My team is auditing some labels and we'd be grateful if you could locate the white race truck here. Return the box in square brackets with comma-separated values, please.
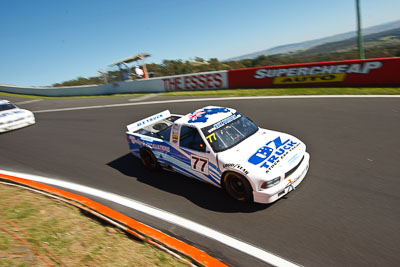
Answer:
[126, 106, 310, 204]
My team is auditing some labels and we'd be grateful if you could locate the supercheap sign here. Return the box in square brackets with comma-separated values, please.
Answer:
[258, 61, 381, 85]
[227, 57, 400, 88]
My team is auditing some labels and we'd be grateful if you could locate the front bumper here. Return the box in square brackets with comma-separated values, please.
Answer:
[253, 152, 310, 204]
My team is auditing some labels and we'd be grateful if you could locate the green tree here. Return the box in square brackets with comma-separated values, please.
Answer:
[194, 56, 205, 62]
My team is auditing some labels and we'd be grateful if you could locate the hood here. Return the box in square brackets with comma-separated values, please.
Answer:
[0, 109, 33, 123]
[218, 128, 306, 180]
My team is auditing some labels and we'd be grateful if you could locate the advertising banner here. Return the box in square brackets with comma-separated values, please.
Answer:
[228, 57, 400, 88]
[161, 71, 228, 91]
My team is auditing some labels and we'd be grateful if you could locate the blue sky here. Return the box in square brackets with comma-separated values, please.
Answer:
[1, 0, 399, 87]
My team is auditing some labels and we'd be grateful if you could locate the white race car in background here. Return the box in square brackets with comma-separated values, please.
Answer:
[0, 100, 35, 133]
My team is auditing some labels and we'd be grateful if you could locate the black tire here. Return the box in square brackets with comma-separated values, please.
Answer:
[140, 148, 159, 170]
[223, 172, 253, 202]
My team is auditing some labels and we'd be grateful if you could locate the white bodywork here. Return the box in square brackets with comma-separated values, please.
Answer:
[126, 106, 310, 204]
[0, 100, 35, 133]
[217, 129, 310, 203]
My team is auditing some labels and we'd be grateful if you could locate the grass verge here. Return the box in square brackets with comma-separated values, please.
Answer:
[1, 87, 400, 99]
[160, 87, 400, 97]
[0, 183, 189, 267]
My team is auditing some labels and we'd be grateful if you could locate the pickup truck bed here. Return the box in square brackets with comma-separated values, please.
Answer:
[133, 115, 181, 141]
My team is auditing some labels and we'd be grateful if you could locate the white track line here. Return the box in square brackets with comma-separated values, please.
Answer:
[15, 99, 43, 105]
[129, 93, 159, 102]
[0, 169, 300, 267]
[33, 95, 400, 113]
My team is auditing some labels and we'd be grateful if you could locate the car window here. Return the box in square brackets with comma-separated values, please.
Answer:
[0, 103, 17, 111]
[179, 126, 206, 152]
[201, 112, 258, 153]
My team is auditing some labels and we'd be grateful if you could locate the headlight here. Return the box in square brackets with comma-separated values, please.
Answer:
[261, 177, 280, 189]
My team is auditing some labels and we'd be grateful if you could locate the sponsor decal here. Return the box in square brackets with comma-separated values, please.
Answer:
[287, 162, 308, 190]
[171, 123, 179, 144]
[188, 107, 230, 123]
[136, 113, 164, 128]
[254, 61, 383, 84]
[150, 144, 171, 152]
[207, 113, 241, 133]
[0, 113, 11, 118]
[172, 124, 180, 143]
[188, 111, 205, 122]
[129, 136, 170, 152]
[0, 110, 25, 117]
[140, 136, 154, 142]
[191, 155, 209, 174]
[222, 163, 249, 175]
[172, 134, 179, 143]
[206, 133, 217, 143]
[288, 153, 300, 166]
[248, 136, 300, 173]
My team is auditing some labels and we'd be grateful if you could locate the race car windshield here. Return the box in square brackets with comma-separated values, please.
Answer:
[201, 112, 258, 153]
[0, 103, 17, 111]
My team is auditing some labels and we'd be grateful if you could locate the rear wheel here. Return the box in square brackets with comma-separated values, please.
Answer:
[223, 172, 253, 202]
[140, 148, 159, 170]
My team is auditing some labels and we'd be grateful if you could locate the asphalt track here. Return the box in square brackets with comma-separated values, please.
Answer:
[1, 94, 400, 266]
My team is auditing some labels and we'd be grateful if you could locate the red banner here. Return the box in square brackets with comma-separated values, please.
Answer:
[227, 57, 400, 88]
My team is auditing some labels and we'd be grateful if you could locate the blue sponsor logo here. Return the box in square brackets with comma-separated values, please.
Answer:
[0, 113, 10, 117]
[0, 110, 25, 117]
[136, 114, 164, 127]
[248, 137, 298, 170]
[208, 113, 240, 133]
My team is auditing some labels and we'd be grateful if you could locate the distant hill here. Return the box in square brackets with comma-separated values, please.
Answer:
[226, 20, 400, 61]
[291, 27, 400, 57]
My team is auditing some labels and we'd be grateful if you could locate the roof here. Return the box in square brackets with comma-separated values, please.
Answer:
[109, 53, 151, 66]
[177, 106, 237, 129]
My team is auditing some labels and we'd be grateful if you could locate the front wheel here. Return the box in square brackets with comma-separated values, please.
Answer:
[223, 172, 253, 202]
[140, 148, 159, 170]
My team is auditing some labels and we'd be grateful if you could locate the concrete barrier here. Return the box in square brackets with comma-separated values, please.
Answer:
[0, 83, 108, 97]
[0, 70, 228, 97]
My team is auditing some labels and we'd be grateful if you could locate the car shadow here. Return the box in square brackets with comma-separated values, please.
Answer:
[107, 153, 270, 213]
